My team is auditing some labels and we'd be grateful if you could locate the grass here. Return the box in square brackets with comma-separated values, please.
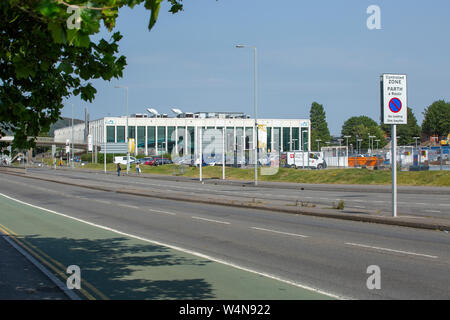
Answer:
[57, 161, 450, 187]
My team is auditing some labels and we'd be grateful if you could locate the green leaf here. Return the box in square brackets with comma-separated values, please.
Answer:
[48, 22, 65, 44]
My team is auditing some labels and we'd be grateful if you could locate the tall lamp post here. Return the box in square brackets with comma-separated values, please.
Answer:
[315, 139, 322, 152]
[115, 85, 129, 174]
[71, 103, 74, 168]
[337, 138, 343, 167]
[236, 44, 258, 186]
[413, 136, 421, 168]
[369, 135, 376, 155]
[343, 135, 351, 156]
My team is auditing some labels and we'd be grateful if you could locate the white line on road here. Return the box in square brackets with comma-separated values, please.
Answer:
[148, 208, 177, 216]
[425, 210, 441, 213]
[0, 192, 343, 300]
[118, 204, 139, 209]
[352, 206, 366, 209]
[93, 199, 112, 205]
[345, 242, 438, 259]
[251, 227, 309, 238]
[191, 216, 230, 225]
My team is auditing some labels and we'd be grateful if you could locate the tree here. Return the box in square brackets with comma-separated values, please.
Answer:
[341, 116, 386, 151]
[0, 0, 183, 152]
[309, 102, 331, 151]
[381, 108, 421, 146]
[422, 100, 450, 138]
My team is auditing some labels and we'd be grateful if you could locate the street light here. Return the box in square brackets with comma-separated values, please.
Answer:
[115, 85, 129, 174]
[236, 44, 258, 186]
[343, 135, 351, 155]
[369, 135, 376, 154]
[71, 102, 74, 168]
[315, 139, 322, 152]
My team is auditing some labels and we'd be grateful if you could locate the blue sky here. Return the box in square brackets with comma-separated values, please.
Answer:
[62, 0, 450, 135]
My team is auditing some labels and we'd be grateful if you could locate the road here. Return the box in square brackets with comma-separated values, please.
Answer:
[27, 167, 450, 219]
[0, 171, 449, 299]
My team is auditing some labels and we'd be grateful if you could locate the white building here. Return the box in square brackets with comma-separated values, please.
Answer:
[55, 111, 311, 163]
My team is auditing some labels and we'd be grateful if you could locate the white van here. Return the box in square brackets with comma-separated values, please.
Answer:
[286, 151, 326, 169]
[114, 156, 137, 165]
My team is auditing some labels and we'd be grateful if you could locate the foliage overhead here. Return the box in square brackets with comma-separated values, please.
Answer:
[0, 0, 183, 151]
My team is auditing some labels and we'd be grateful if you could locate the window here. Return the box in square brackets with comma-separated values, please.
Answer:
[301, 128, 309, 151]
[117, 126, 125, 143]
[283, 127, 291, 151]
[137, 126, 145, 149]
[267, 127, 272, 152]
[167, 126, 175, 154]
[292, 127, 300, 151]
[128, 126, 135, 139]
[157, 126, 166, 152]
[106, 126, 115, 143]
[147, 126, 155, 149]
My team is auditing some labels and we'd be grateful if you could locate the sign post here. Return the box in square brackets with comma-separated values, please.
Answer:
[381, 74, 407, 218]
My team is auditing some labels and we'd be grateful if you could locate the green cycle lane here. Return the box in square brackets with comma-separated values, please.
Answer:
[0, 193, 334, 300]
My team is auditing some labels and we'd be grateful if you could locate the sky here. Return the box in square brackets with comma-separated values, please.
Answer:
[61, 0, 450, 135]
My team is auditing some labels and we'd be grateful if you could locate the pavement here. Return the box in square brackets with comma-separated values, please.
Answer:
[0, 232, 68, 300]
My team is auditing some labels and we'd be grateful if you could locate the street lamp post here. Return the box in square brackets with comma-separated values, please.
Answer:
[71, 103, 74, 168]
[338, 138, 343, 167]
[236, 44, 258, 186]
[115, 85, 129, 174]
[315, 139, 321, 152]
[413, 136, 421, 169]
[375, 139, 380, 168]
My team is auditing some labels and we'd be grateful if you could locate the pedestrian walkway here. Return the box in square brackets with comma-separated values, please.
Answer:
[0, 234, 68, 300]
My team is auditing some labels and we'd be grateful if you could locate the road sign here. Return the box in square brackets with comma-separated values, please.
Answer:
[381, 74, 407, 124]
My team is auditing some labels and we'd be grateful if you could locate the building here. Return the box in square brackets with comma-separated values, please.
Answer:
[54, 111, 311, 163]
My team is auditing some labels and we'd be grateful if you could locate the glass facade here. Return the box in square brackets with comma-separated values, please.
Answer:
[157, 126, 166, 152]
[167, 126, 175, 154]
[106, 126, 115, 143]
[292, 127, 300, 151]
[116, 126, 125, 143]
[301, 128, 309, 151]
[177, 126, 186, 156]
[283, 127, 291, 151]
[245, 127, 253, 150]
[267, 127, 272, 152]
[188, 126, 195, 155]
[137, 126, 145, 149]
[147, 126, 156, 149]
[273, 127, 281, 152]
[128, 126, 135, 140]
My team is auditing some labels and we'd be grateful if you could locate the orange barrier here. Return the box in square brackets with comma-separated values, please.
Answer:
[348, 157, 383, 167]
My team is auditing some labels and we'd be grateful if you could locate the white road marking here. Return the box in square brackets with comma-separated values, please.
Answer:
[425, 210, 441, 213]
[94, 199, 112, 205]
[118, 204, 139, 209]
[191, 216, 230, 225]
[353, 206, 366, 208]
[345, 242, 438, 259]
[251, 227, 309, 238]
[148, 208, 176, 216]
[415, 203, 427, 205]
[0, 193, 344, 299]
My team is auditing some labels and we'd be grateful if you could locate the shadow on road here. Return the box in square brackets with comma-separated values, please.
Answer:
[21, 235, 215, 300]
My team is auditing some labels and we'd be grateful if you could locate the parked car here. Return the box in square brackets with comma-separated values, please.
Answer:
[138, 157, 154, 165]
[148, 157, 172, 166]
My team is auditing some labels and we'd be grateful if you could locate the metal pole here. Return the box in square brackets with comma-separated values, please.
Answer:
[254, 47, 258, 186]
[71, 103, 74, 168]
[440, 145, 443, 170]
[199, 127, 203, 182]
[222, 127, 225, 180]
[392, 125, 397, 217]
[126, 87, 130, 175]
[104, 138, 107, 174]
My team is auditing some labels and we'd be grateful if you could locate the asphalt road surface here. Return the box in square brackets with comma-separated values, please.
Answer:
[27, 168, 450, 219]
[0, 171, 449, 299]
